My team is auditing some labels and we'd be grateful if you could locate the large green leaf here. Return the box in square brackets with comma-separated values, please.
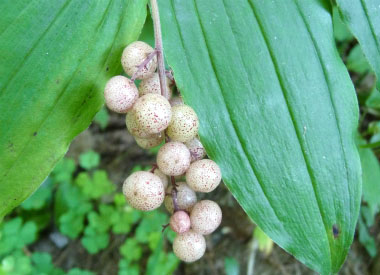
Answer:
[336, 0, 380, 89]
[158, 0, 361, 273]
[0, 0, 148, 219]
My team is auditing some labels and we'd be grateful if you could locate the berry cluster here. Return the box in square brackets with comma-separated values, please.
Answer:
[103, 41, 222, 263]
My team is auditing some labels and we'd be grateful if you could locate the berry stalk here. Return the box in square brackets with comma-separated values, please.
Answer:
[150, 0, 168, 99]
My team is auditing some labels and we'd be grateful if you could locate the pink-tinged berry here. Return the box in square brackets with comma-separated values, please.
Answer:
[122, 171, 164, 211]
[190, 200, 222, 235]
[121, 41, 157, 79]
[169, 96, 184, 107]
[157, 142, 191, 176]
[104, 76, 138, 113]
[139, 73, 172, 100]
[167, 105, 199, 143]
[153, 169, 169, 190]
[133, 94, 172, 134]
[186, 159, 221, 192]
[185, 137, 206, 162]
[170, 210, 191, 234]
[173, 230, 206, 262]
[165, 182, 197, 213]
[135, 134, 164, 149]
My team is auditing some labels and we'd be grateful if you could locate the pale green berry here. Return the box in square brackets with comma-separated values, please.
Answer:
[126, 110, 155, 139]
[121, 41, 157, 79]
[186, 159, 221, 193]
[104, 76, 138, 113]
[133, 94, 172, 134]
[173, 230, 206, 262]
[167, 105, 199, 143]
[153, 169, 169, 190]
[157, 142, 191, 176]
[135, 134, 164, 149]
[164, 182, 197, 213]
[122, 171, 164, 211]
[139, 73, 172, 100]
[185, 137, 206, 162]
[190, 200, 222, 235]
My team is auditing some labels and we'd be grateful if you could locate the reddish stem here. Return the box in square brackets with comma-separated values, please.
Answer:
[130, 50, 158, 81]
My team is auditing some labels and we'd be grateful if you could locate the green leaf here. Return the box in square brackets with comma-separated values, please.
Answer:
[79, 151, 100, 170]
[51, 158, 76, 184]
[120, 239, 142, 262]
[336, 0, 380, 89]
[66, 268, 95, 275]
[332, 7, 353, 42]
[346, 45, 372, 74]
[356, 135, 380, 215]
[254, 226, 274, 256]
[21, 179, 53, 211]
[81, 226, 109, 254]
[118, 259, 139, 275]
[366, 89, 380, 110]
[224, 257, 240, 275]
[0, 251, 32, 275]
[75, 170, 115, 199]
[93, 107, 110, 130]
[358, 214, 377, 257]
[0, 218, 37, 256]
[159, 1, 361, 273]
[31, 252, 65, 275]
[146, 236, 179, 275]
[0, 0, 149, 219]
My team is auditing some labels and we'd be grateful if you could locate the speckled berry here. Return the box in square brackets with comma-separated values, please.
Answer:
[133, 94, 172, 134]
[173, 230, 206, 262]
[126, 110, 154, 139]
[170, 210, 191, 234]
[157, 142, 191, 176]
[104, 76, 138, 113]
[167, 105, 199, 143]
[185, 137, 206, 162]
[165, 182, 197, 213]
[186, 159, 221, 192]
[135, 134, 164, 149]
[121, 41, 157, 79]
[122, 171, 164, 211]
[139, 73, 172, 100]
[190, 200, 222, 235]
[153, 169, 169, 190]
[169, 96, 184, 107]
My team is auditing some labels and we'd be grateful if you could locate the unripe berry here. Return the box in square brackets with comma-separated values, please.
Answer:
[126, 111, 154, 139]
[104, 76, 138, 113]
[139, 73, 172, 100]
[157, 142, 191, 176]
[135, 134, 164, 149]
[186, 159, 221, 192]
[167, 105, 199, 143]
[190, 200, 222, 235]
[173, 230, 206, 262]
[133, 94, 172, 134]
[170, 210, 191, 234]
[169, 96, 184, 107]
[121, 41, 157, 79]
[165, 182, 197, 213]
[185, 137, 206, 162]
[122, 171, 164, 211]
[153, 169, 169, 190]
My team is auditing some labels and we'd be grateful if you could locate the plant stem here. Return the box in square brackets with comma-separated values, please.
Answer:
[170, 176, 179, 212]
[150, 0, 168, 99]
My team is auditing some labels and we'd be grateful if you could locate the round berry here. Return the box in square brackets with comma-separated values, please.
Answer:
[167, 105, 199, 143]
[165, 182, 197, 213]
[104, 76, 138, 113]
[169, 96, 184, 107]
[153, 169, 169, 190]
[135, 134, 164, 149]
[190, 200, 222, 235]
[186, 159, 221, 192]
[126, 110, 154, 139]
[139, 73, 172, 100]
[173, 230, 206, 262]
[185, 137, 206, 162]
[170, 210, 191, 234]
[121, 41, 157, 79]
[122, 171, 164, 211]
[133, 94, 172, 134]
[157, 142, 191, 176]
